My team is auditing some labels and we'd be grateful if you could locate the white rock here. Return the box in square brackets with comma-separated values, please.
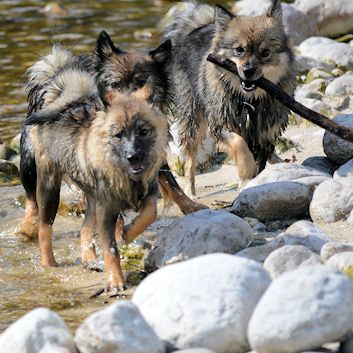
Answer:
[232, 0, 317, 45]
[298, 37, 353, 70]
[144, 209, 253, 271]
[248, 266, 353, 353]
[133, 254, 271, 353]
[321, 242, 353, 261]
[75, 301, 164, 353]
[0, 307, 77, 353]
[231, 181, 315, 221]
[264, 245, 322, 278]
[310, 159, 353, 223]
[293, 0, 353, 37]
[325, 72, 353, 96]
[323, 115, 353, 165]
[326, 252, 353, 273]
[295, 78, 328, 100]
[295, 97, 331, 116]
[296, 55, 335, 74]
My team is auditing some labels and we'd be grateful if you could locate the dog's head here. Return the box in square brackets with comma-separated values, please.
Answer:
[213, 0, 293, 97]
[95, 31, 171, 111]
[99, 91, 169, 182]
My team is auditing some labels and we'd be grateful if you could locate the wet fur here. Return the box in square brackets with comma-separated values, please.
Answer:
[162, 0, 296, 195]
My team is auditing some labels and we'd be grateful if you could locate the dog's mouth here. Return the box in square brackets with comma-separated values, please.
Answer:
[129, 162, 144, 175]
[241, 81, 257, 92]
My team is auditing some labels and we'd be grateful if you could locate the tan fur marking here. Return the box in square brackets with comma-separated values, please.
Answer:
[19, 198, 38, 239]
[103, 250, 125, 290]
[38, 223, 57, 267]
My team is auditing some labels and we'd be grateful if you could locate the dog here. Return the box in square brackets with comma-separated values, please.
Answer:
[21, 59, 169, 291]
[162, 0, 296, 196]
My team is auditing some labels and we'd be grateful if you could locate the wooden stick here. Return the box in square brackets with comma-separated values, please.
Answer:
[207, 53, 353, 143]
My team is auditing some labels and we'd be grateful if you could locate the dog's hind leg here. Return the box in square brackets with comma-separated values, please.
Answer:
[80, 193, 97, 268]
[218, 131, 257, 181]
[123, 194, 157, 244]
[158, 163, 208, 214]
[36, 169, 61, 267]
[96, 203, 126, 291]
[184, 150, 198, 198]
[19, 129, 38, 239]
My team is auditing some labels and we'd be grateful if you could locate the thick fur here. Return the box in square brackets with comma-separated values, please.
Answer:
[22, 62, 169, 290]
[162, 0, 296, 196]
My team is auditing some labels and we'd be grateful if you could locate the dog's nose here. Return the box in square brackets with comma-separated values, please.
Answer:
[127, 152, 141, 164]
[243, 67, 256, 79]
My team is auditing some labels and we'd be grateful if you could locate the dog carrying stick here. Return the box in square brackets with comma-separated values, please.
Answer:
[207, 53, 353, 143]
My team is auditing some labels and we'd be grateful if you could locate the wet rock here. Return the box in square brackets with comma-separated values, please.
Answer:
[144, 209, 253, 271]
[75, 301, 164, 353]
[0, 159, 19, 177]
[302, 156, 338, 175]
[133, 254, 271, 353]
[325, 72, 353, 96]
[264, 245, 322, 278]
[59, 181, 86, 216]
[297, 37, 353, 70]
[232, 0, 317, 45]
[0, 307, 77, 353]
[293, 0, 353, 37]
[310, 159, 353, 223]
[0, 143, 16, 160]
[325, 252, 353, 273]
[9, 133, 21, 154]
[236, 220, 332, 262]
[323, 115, 353, 165]
[320, 242, 353, 262]
[231, 181, 313, 221]
[248, 266, 353, 353]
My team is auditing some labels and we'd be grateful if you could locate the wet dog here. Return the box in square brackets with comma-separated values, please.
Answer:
[22, 61, 169, 291]
[162, 0, 296, 196]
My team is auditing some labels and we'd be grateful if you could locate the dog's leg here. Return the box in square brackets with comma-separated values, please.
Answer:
[123, 194, 157, 244]
[219, 131, 257, 181]
[158, 163, 207, 214]
[80, 194, 97, 267]
[184, 149, 198, 198]
[19, 130, 38, 239]
[36, 172, 61, 267]
[96, 203, 126, 291]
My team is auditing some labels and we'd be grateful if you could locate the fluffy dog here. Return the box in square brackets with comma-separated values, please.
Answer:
[162, 0, 296, 196]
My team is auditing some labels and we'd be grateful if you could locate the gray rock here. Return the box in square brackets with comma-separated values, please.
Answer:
[232, 0, 317, 45]
[325, 73, 353, 96]
[231, 181, 314, 221]
[323, 115, 353, 165]
[293, 0, 353, 37]
[0, 143, 16, 160]
[296, 97, 331, 116]
[297, 37, 353, 70]
[144, 210, 253, 271]
[75, 301, 164, 353]
[9, 133, 21, 154]
[0, 159, 19, 177]
[326, 252, 353, 273]
[321, 242, 353, 261]
[302, 156, 338, 175]
[0, 307, 77, 353]
[133, 254, 271, 353]
[310, 159, 353, 223]
[264, 245, 322, 278]
[296, 55, 335, 74]
[176, 350, 216, 353]
[248, 266, 353, 353]
[295, 79, 328, 100]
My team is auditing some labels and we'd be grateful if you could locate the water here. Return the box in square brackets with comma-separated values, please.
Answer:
[0, 0, 230, 333]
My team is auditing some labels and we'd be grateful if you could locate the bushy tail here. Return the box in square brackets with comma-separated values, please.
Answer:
[26, 45, 97, 116]
[161, 1, 215, 46]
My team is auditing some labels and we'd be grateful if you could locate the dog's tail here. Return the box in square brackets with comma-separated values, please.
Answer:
[161, 1, 216, 46]
[26, 46, 98, 116]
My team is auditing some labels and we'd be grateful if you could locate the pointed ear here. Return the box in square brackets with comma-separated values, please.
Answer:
[215, 4, 234, 31]
[266, 0, 282, 21]
[96, 31, 123, 60]
[133, 76, 154, 101]
[149, 40, 171, 63]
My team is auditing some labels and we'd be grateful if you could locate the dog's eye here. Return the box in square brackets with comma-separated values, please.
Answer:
[111, 82, 121, 90]
[261, 49, 271, 58]
[115, 131, 123, 138]
[234, 47, 245, 56]
[134, 75, 147, 87]
[139, 128, 148, 137]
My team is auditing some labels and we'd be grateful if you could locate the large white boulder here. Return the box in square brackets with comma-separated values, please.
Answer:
[133, 254, 271, 353]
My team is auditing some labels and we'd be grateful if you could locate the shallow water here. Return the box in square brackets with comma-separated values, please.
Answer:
[0, 0, 231, 333]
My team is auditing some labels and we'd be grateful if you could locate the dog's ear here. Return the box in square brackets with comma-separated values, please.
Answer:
[96, 31, 123, 60]
[133, 76, 154, 101]
[215, 4, 234, 31]
[266, 0, 282, 22]
[149, 40, 171, 63]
